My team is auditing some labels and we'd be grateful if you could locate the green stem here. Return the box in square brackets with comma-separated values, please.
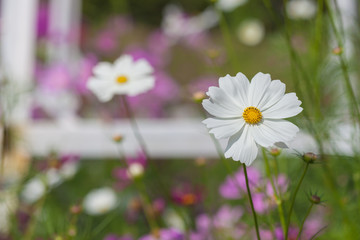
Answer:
[121, 95, 149, 156]
[296, 203, 314, 240]
[262, 148, 286, 236]
[285, 163, 310, 240]
[243, 163, 261, 240]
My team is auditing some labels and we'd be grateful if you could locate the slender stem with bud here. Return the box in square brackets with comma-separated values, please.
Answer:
[285, 162, 310, 240]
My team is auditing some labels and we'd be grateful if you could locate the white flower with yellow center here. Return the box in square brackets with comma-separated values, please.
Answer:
[202, 72, 302, 166]
[87, 55, 155, 102]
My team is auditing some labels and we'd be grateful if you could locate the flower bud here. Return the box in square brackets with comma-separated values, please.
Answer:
[195, 157, 206, 166]
[112, 135, 124, 143]
[269, 147, 281, 157]
[309, 194, 321, 204]
[332, 46, 343, 55]
[70, 205, 82, 215]
[303, 152, 317, 163]
[192, 91, 206, 103]
[206, 48, 220, 59]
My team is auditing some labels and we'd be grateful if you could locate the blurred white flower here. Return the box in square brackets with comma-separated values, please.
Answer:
[46, 168, 62, 187]
[202, 72, 302, 165]
[59, 162, 79, 179]
[83, 187, 117, 215]
[21, 177, 46, 204]
[236, 19, 265, 46]
[286, 0, 317, 20]
[127, 163, 144, 179]
[163, 208, 186, 232]
[87, 55, 155, 102]
[216, 0, 248, 12]
[162, 5, 218, 42]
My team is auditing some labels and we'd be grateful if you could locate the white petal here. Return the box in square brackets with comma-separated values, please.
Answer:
[113, 55, 134, 75]
[253, 119, 299, 146]
[257, 80, 286, 111]
[262, 93, 303, 119]
[86, 77, 115, 102]
[248, 72, 271, 107]
[224, 125, 258, 166]
[218, 73, 250, 108]
[203, 117, 244, 139]
[130, 59, 154, 78]
[93, 62, 113, 78]
[124, 76, 155, 96]
[202, 87, 242, 118]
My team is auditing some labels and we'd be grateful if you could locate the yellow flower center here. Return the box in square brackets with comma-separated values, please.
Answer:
[243, 106, 262, 124]
[116, 75, 128, 84]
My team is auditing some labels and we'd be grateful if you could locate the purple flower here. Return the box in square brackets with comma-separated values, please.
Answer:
[103, 234, 133, 240]
[139, 228, 184, 240]
[219, 167, 261, 199]
[212, 205, 243, 229]
[36, 3, 49, 38]
[74, 54, 97, 95]
[94, 30, 118, 53]
[36, 64, 72, 93]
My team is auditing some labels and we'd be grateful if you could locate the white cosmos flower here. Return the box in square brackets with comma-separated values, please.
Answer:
[216, 0, 248, 12]
[202, 72, 302, 166]
[236, 19, 265, 46]
[87, 55, 155, 102]
[83, 187, 117, 215]
[286, 0, 317, 20]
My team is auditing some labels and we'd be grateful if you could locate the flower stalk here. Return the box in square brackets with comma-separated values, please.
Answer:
[285, 162, 310, 240]
[243, 163, 261, 240]
[121, 95, 149, 157]
[296, 203, 313, 240]
[262, 148, 286, 236]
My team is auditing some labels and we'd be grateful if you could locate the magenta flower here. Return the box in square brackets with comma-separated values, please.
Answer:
[36, 64, 72, 93]
[36, 3, 49, 38]
[219, 166, 261, 199]
[104, 234, 133, 240]
[74, 54, 98, 95]
[192, 205, 246, 240]
[171, 183, 202, 206]
[139, 228, 184, 240]
[95, 30, 118, 53]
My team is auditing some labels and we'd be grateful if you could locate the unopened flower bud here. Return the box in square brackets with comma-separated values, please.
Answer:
[303, 152, 317, 163]
[192, 91, 206, 103]
[270, 148, 281, 157]
[195, 157, 206, 166]
[113, 135, 124, 143]
[332, 46, 343, 55]
[309, 194, 321, 204]
[70, 205, 82, 215]
[68, 226, 77, 237]
[206, 48, 220, 59]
